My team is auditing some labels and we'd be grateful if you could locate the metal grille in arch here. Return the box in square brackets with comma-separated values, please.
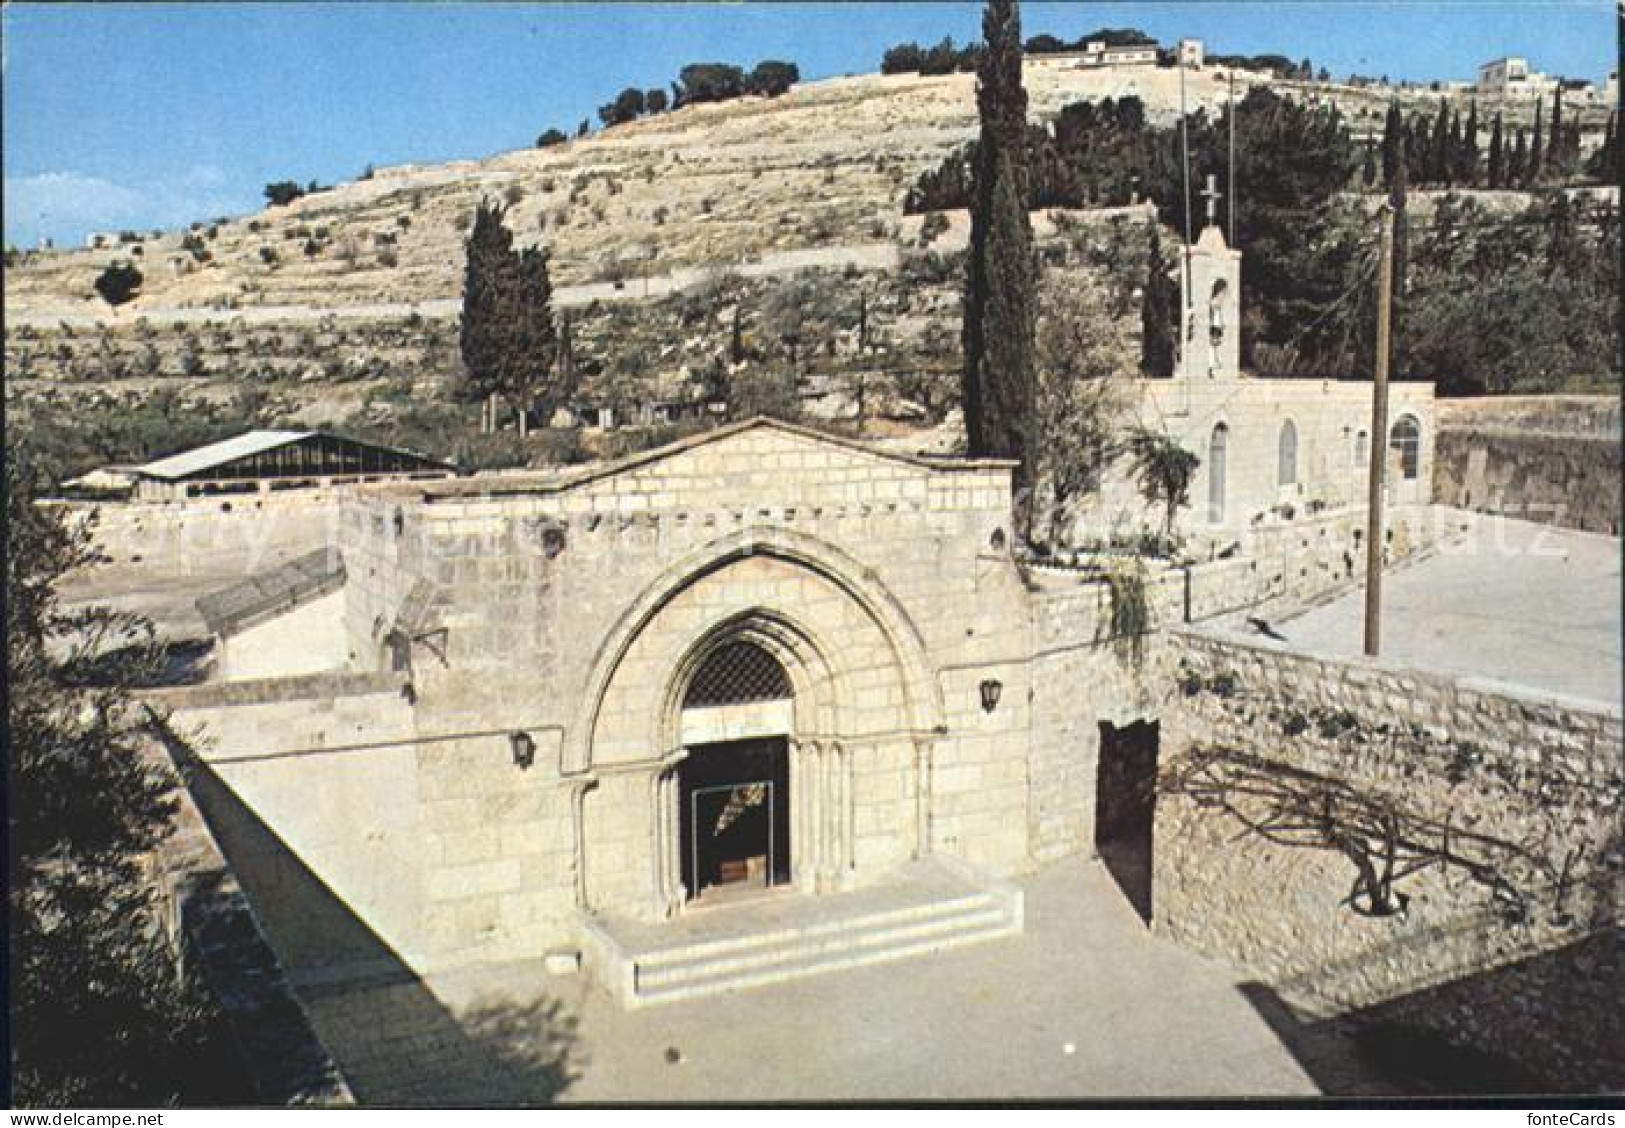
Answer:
[683, 641, 792, 708]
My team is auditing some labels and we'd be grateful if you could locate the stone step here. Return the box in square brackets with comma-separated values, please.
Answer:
[635, 905, 1019, 1005]
[630, 890, 1014, 1007]
[635, 889, 998, 971]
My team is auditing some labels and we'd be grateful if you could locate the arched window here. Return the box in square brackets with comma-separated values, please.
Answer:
[1390, 415, 1421, 481]
[1353, 430, 1369, 468]
[1277, 420, 1298, 486]
[683, 641, 791, 709]
[1208, 423, 1229, 523]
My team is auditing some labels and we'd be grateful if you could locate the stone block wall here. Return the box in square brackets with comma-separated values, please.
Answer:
[1432, 396, 1621, 534]
[48, 492, 343, 572]
[1154, 630, 1624, 1090]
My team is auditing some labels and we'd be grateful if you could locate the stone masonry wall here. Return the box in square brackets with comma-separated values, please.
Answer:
[1023, 503, 1456, 863]
[47, 492, 343, 570]
[1155, 630, 1624, 1090]
[1432, 395, 1622, 534]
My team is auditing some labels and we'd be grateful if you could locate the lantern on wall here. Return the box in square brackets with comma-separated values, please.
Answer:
[979, 679, 1003, 714]
[509, 730, 537, 771]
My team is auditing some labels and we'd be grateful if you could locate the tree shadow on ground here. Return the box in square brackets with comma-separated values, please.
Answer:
[173, 743, 583, 1105]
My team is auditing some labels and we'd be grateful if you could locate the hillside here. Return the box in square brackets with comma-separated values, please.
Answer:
[5, 57, 1614, 470]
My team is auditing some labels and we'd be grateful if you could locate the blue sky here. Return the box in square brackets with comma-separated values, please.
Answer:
[3, 2, 1615, 247]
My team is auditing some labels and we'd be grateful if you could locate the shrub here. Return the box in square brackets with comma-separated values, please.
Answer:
[263, 180, 305, 207]
[258, 246, 280, 267]
[536, 128, 568, 148]
[93, 262, 143, 307]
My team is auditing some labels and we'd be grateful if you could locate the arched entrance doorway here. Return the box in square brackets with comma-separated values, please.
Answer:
[676, 640, 794, 901]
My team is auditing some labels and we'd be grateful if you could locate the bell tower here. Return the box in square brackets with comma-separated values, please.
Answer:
[1178, 177, 1242, 384]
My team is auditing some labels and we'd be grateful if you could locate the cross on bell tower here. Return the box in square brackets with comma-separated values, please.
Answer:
[1200, 174, 1222, 230]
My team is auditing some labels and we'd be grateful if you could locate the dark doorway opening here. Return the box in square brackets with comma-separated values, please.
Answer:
[679, 737, 791, 902]
[1095, 719, 1159, 925]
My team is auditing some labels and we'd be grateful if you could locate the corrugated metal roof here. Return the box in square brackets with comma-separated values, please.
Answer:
[135, 430, 315, 481]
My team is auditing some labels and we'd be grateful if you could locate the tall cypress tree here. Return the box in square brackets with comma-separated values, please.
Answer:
[1380, 101, 1403, 187]
[1487, 113, 1505, 189]
[962, 0, 1037, 491]
[1461, 100, 1480, 185]
[1528, 99, 1544, 185]
[1511, 127, 1529, 186]
[1429, 99, 1450, 184]
[1549, 85, 1564, 173]
[460, 201, 562, 438]
[1140, 224, 1177, 378]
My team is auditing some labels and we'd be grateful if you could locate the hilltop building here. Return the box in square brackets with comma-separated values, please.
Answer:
[1477, 56, 1558, 100]
[1077, 39, 1159, 69]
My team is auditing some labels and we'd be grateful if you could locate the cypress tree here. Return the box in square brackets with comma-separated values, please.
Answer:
[1549, 85, 1564, 173]
[962, 0, 1037, 492]
[459, 201, 561, 438]
[1528, 99, 1544, 185]
[1140, 224, 1177, 378]
[1362, 139, 1378, 187]
[1429, 99, 1450, 184]
[1380, 101, 1403, 187]
[1462, 100, 1480, 185]
[1488, 113, 1505, 189]
[1445, 109, 1463, 187]
[1511, 127, 1529, 186]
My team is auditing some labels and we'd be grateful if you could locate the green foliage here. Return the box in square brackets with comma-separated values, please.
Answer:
[92, 261, 143, 307]
[746, 60, 799, 97]
[962, 0, 1037, 498]
[7, 447, 246, 1105]
[1125, 427, 1200, 534]
[599, 86, 647, 127]
[673, 63, 745, 106]
[535, 127, 568, 148]
[459, 201, 575, 431]
[1104, 560, 1151, 662]
[1139, 224, 1177, 378]
[262, 180, 305, 207]
[880, 36, 982, 76]
[1398, 192, 1620, 394]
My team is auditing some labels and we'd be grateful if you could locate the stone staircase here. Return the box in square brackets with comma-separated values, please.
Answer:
[580, 858, 1023, 1008]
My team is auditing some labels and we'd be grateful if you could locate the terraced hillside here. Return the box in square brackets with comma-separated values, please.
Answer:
[5, 58, 1611, 463]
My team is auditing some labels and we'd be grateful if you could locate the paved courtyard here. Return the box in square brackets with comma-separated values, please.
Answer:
[289, 857, 1386, 1103]
[1255, 514, 1622, 704]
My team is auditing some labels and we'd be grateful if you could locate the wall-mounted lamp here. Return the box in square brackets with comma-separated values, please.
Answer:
[509, 730, 536, 771]
[979, 679, 1003, 714]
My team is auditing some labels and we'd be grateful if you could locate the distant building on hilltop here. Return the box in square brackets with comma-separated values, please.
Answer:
[1477, 56, 1558, 99]
[1077, 39, 1159, 69]
[1177, 38, 1205, 69]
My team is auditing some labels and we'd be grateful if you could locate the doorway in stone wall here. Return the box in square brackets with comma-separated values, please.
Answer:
[679, 737, 792, 902]
[1095, 720, 1159, 925]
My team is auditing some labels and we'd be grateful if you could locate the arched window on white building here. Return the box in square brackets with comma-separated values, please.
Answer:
[1390, 415, 1421, 481]
[1277, 420, 1299, 487]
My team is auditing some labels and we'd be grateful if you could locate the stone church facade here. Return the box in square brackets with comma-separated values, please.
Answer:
[333, 420, 1060, 969]
[156, 225, 1438, 995]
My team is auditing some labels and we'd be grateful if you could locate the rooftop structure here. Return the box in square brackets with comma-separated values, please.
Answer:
[129, 430, 455, 500]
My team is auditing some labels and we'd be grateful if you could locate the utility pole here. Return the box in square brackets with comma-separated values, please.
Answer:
[1363, 203, 1396, 658]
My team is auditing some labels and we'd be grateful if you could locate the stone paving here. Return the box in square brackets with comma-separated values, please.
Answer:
[1263, 514, 1621, 704]
[292, 856, 1381, 1103]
